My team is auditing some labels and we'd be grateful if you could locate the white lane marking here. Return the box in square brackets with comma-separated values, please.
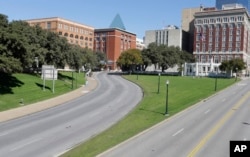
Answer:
[82, 90, 89, 93]
[204, 109, 211, 114]
[11, 138, 42, 151]
[172, 128, 184, 137]
[0, 132, 9, 137]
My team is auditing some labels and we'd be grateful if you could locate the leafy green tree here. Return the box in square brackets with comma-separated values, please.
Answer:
[219, 58, 246, 73]
[146, 43, 161, 69]
[141, 48, 152, 71]
[117, 49, 142, 71]
[159, 45, 180, 72]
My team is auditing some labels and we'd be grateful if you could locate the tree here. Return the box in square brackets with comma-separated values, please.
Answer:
[117, 49, 143, 71]
[141, 48, 152, 71]
[219, 58, 246, 76]
[159, 45, 180, 72]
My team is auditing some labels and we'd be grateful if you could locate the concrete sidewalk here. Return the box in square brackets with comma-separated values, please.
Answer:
[0, 76, 98, 123]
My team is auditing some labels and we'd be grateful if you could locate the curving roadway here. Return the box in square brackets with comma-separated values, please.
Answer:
[0, 72, 142, 157]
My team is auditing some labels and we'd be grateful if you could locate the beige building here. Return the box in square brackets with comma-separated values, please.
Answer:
[25, 17, 95, 49]
[182, 7, 201, 53]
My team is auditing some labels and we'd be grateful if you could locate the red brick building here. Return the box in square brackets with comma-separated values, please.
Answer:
[94, 28, 136, 70]
[192, 7, 250, 75]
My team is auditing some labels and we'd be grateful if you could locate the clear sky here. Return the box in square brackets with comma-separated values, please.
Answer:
[0, 0, 215, 38]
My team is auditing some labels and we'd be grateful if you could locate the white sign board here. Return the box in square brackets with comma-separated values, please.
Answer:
[41, 65, 58, 80]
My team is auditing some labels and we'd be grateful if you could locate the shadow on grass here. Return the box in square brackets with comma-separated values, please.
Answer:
[35, 83, 51, 91]
[58, 73, 73, 81]
[139, 108, 165, 115]
[0, 73, 24, 94]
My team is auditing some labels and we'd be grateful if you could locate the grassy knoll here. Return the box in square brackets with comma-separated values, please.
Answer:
[0, 71, 85, 111]
[62, 75, 236, 157]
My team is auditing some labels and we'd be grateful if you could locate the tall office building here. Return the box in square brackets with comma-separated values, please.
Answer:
[216, 0, 250, 12]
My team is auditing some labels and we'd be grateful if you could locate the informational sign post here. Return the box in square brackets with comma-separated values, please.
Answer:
[41, 65, 58, 93]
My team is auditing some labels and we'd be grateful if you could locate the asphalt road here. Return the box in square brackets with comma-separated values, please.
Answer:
[98, 78, 250, 157]
[0, 72, 142, 157]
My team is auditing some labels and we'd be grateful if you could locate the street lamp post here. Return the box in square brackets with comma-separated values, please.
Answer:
[165, 80, 169, 116]
[235, 67, 238, 82]
[214, 69, 218, 91]
[157, 73, 161, 94]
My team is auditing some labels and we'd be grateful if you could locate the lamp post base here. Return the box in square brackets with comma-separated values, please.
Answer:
[165, 113, 169, 116]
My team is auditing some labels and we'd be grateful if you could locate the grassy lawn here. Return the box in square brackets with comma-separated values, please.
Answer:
[0, 71, 85, 111]
[62, 75, 236, 157]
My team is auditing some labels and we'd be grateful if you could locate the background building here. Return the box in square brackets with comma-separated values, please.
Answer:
[216, 0, 250, 12]
[136, 38, 145, 50]
[94, 14, 136, 70]
[181, 7, 202, 53]
[144, 25, 183, 49]
[26, 17, 94, 49]
[190, 7, 250, 76]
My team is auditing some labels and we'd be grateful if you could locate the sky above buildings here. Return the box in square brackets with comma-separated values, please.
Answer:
[0, 0, 215, 38]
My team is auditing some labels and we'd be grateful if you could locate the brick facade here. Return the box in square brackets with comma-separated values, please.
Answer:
[26, 17, 95, 49]
[94, 28, 136, 70]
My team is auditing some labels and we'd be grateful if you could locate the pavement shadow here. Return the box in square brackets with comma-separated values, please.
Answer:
[0, 73, 24, 94]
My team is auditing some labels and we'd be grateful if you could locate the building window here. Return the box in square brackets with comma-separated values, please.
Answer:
[229, 42, 232, 47]
[209, 37, 212, 42]
[223, 17, 228, 22]
[216, 37, 219, 42]
[75, 27, 78, 33]
[229, 36, 233, 41]
[221, 55, 226, 62]
[196, 26, 201, 33]
[222, 42, 225, 48]
[216, 18, 221, 23]
[222, 30, 226, 35]
[236, 36, 241, 41]
[229, 23, 234, 29]
[64, 25, 68, 30]
[215, 43, 219, 47]
[201, 55, 206, 63]
[236, 42, 240, 47]
[47, 22, 51, 29]
[58, 23, 63, 29]
[196, 44, 200, 52]
[70, 27, 73, 32]
[222, 36, 226, 42]
[229, 30, 233, 35]
[216, 30, 219, 36]
[214, 56, 219, 63]
[237, 23, 241, 28]
[237, 16, 244, 21]
[236, 30, 241, 35]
